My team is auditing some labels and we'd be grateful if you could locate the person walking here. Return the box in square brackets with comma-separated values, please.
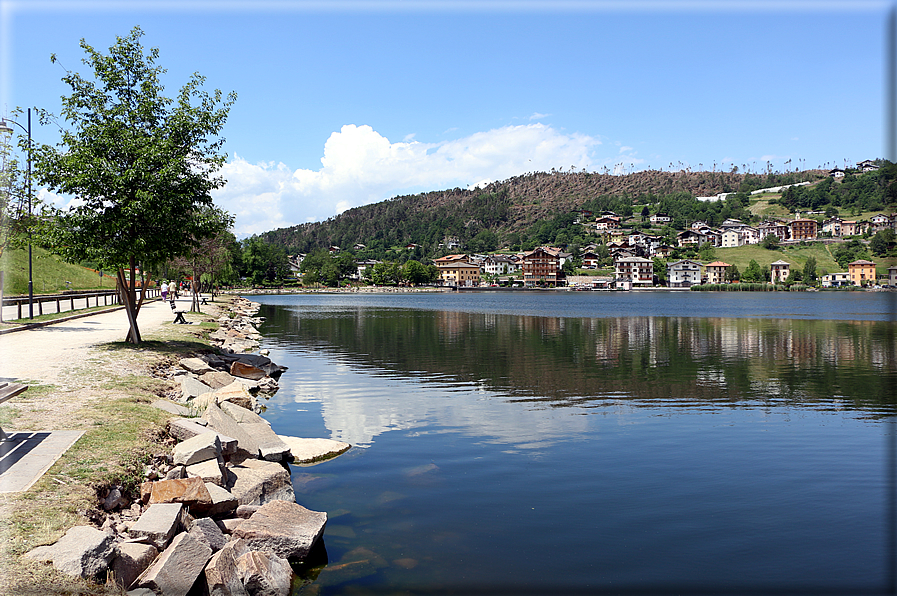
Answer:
[161, 280, 169, 301]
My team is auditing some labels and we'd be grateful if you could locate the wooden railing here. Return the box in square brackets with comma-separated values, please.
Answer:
[2, 288, 160, 320]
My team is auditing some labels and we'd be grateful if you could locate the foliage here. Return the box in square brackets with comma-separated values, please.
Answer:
[370, 261, 401, 285]
[0, 110, 37, 262]
[167, 207, 235, 308]
[698, 242, 715, 261]
[724, 264, 740, 282]
[742, 259, 764, 283]
[869, 229, 896, 257]
[802, 256, 817, 285]
[832, 239, 870, 269]
[760, 235, 780, 250]
[242, 237, 290, 284]
[32, 27, 235, 343]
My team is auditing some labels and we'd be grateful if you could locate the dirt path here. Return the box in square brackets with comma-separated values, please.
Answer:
[0, 298, 184, 386]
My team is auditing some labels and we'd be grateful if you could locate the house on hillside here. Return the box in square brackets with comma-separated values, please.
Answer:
[677, 229, 706, 247]
[581, 251, 602, 269]
[354, 259, 380, 281]
[829, 168, 845, 178]
[841, 220, 869, 236]
[848, 260, 877, 286]
[889, 265, 897, 287]
[871, 214, 896, 232]
[770, 260, 791, 284]
[649, 213, 671, 226]
[721, 229, 744, 248]
[434, 255, 481, 287]
[594, 216, 621, 231]
[667, 259, 702, 288]
[789, 218, 818, 241]
[822, 218, 842, 237]
[758, 220, 790, 242]
[858, 160, 879, 172]
[704, 261, 731, 284]
[483, 255, 518, 276]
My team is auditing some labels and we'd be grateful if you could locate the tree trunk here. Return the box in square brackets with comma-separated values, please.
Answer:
[118, 260, 142, 345]
[0, 271, 5, 323]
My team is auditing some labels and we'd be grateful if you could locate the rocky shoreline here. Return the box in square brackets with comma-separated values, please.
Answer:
[24, 297, 350, 596]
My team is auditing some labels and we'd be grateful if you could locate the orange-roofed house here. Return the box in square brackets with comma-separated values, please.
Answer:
[704, 261, 731, 285]
[848, 260, 877, 286]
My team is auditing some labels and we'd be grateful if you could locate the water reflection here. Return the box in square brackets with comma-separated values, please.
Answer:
[261, 304, 896, 448]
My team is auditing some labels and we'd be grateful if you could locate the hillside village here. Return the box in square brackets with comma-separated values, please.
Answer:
[284, 161, 896, 291]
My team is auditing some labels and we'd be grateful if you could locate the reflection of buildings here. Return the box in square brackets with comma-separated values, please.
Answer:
[271, 305, 896, 444]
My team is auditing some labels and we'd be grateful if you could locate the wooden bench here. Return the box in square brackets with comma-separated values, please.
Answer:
[0, 382, 28, 441]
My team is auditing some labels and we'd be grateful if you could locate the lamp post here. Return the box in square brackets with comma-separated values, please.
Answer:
[0, 109, 33, 319]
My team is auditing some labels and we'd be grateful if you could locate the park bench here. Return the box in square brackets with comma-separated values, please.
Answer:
[0, 381, 28, 441]
[169, 299, 189, 324]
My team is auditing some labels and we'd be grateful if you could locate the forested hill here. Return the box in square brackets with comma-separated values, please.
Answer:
[259, 168, 824, 255]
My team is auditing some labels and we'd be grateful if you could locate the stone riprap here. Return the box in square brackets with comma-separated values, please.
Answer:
[25, 298, 348, 595]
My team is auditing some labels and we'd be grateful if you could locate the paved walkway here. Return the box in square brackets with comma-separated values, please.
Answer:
[0, 296, 189, 384]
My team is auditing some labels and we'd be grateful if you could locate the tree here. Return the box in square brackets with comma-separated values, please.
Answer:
[802, 257, 817, 285]
[870, 229, 896, 256]
[169, 206, 234, 311]
[402, 260, 429, 285]
[243, 238, 290, 284]
[698, 242, 715, 261]
[371, 261, 400, 285]
[742, 259, 764, 283]
[761, 235, 780, 250]
[724, 264, 740, 283]
[33, 27, 236, 344]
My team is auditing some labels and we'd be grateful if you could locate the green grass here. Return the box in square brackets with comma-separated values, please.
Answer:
[0, 246, 119, 296]
[714, 243, 840, 273]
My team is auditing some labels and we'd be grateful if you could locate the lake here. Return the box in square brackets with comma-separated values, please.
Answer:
[247, 291, 897, 595]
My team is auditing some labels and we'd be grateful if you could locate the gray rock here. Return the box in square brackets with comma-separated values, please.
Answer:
[173, 431, 222, 466]
[186, 457, 225, 486]
[277, 436, 351, 464]
[205, 482, 239, 516]
[129, 503, 185, 550]
[133, 532, 213, 596]
[220, 401, 266, 424]
[25, 525, 117, 581]
[165, 465, 186, 480]
[102, 487, 127, 511]
[125, 589, 157, 596]
[205, 539, 250, 596]
[203, 403, 260, 457]
[233, 500, 327, 561]
[229, 361, 267, 381]
[200, 370, 239, 390]
[179, 357, 216, 375]
[226, 459, 295, 506]
[111, 542, 158, 590]
[169, 418, 237, 457]
[235, 505, 261, 519]
[180, 375, 213, 401]
[236, 550, 292, 596]
[189, 517, 228, 552]
[151, 400, 195, 417]
[217, 518, 245, 534]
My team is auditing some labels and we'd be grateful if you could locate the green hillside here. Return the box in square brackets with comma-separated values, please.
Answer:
[715, 243, 897, 276]
[0, 246, 118, 295]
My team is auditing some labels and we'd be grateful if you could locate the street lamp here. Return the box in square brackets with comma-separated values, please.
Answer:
[0, 108, 33, 319]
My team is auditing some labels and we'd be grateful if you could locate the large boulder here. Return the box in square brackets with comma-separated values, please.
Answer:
[188, 517, 228, 552]
[147, 477, 213, 512]
[205, 539, 250, 596]
[132, 532, 212, 596]
[226, 458, 295, 506]
[278, 436, 351, 464]
[24, 525, 116, 581]
[236, 550, 292, 596]
[172, 431, 222, 466]
[230, 361, 267, 381]
[232, 500, 327, 561]
[179, 357, 215, 375]
[203, 403, 260, 457]
[205, 482, 239, 516]
[111, 542, 158, 590]
[180, 375, 213, 402]
[200, 370, 239, 390]
[128, 503, 185, 550]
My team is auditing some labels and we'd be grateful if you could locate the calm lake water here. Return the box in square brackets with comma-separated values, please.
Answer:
[247, 291, 897, 595]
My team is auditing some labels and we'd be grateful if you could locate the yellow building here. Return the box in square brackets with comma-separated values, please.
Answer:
[434, 255, 481, 287]
[704, 261, 731, 284]
[848, 260, 877, 286]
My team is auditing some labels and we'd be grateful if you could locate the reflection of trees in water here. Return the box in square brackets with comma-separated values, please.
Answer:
[263, 305, 896, 417]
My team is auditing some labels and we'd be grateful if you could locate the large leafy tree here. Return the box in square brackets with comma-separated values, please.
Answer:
[33, 27, 236, 343]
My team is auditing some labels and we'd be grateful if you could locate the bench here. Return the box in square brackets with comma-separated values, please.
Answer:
[0, 381, 28, 441]
[169, 300, 189, 324]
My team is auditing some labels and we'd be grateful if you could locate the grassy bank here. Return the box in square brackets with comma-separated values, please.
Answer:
[1, 246, 119, 296]
[0, 298, 232, 595]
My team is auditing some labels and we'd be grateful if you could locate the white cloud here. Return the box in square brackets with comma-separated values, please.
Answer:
[618, 146, 633, 153]
[213, 123, 601, 236]
[528, 112, 551, 120]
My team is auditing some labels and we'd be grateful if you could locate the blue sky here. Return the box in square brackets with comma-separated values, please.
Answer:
[0, 1, 891, 236]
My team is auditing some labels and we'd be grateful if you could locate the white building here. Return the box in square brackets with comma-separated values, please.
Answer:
[667, 259, 702, 288]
